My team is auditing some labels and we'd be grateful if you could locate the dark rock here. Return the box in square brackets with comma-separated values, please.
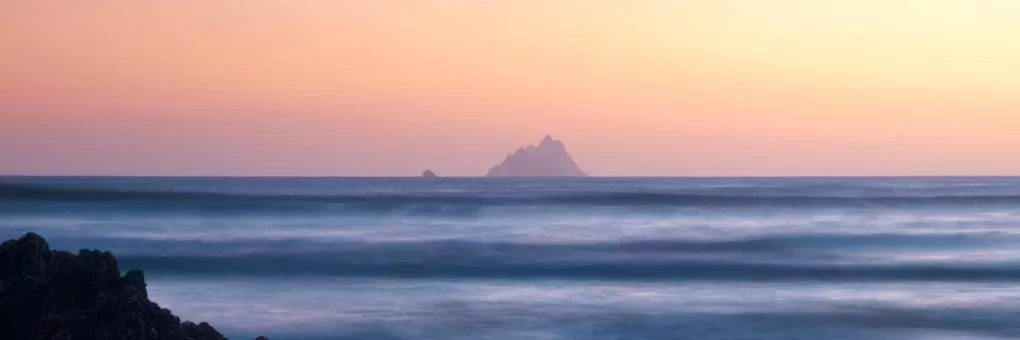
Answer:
[5, 232, 50, 278]
[121, 269, 148, 299]
[0, 233, 229, 340]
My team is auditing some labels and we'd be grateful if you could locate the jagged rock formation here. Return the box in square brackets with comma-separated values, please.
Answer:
[421, 170, 439, 178]
[0, 233, 230, 340]
[486, 135, 588, 177]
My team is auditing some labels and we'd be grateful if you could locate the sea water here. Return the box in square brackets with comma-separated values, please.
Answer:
[3, 177, 1020, 339]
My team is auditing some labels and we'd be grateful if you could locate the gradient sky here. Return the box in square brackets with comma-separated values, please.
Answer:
[2, 0, 1019, 176]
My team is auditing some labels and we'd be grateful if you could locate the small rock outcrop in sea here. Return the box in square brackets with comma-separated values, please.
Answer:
[486, 135, 588, 177]
[421, 170, 439, 178]
[0, 232, 229, 340]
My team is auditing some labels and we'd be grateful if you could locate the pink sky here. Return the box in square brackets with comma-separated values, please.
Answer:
[2, 0, 1019, 176]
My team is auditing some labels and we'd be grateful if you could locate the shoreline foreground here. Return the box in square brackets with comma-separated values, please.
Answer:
[0, 232, 259, 340]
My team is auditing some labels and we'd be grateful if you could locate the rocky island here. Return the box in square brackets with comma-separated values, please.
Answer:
[486, 135, 588, 177]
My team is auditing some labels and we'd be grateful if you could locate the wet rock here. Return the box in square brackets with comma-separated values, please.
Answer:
[4, 232, 50, 278]
[0, 233, 229, 340]
[121, 269, 148, 299]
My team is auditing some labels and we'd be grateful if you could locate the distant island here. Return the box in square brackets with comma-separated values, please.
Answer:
[421, 170, 439, 178]
[486, 135, 588, 177]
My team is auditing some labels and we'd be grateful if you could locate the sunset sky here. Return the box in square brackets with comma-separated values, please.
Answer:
[2, 0, 1019, 176]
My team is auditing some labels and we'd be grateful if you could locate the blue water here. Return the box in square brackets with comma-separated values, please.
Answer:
[4, 177, 1020, 339]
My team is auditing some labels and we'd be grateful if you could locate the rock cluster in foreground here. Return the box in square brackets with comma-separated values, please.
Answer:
[0, 232, 231, 340]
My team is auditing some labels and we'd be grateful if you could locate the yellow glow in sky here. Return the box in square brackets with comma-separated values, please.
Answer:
[2, 0, 1019, 176]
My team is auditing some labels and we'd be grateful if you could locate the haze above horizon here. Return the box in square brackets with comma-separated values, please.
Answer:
[3, 1, 1019, 177]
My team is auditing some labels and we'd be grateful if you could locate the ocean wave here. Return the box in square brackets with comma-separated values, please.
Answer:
[42, 233, 1013, 257]
[85, 235, 1020, 282]
[45, 237, 806, 257]
[219, 304, 1020, 340]
[4, 183, 1020, 209]
[121, 252, 1020, 282]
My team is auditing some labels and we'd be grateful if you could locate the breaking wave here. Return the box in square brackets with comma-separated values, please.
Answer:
[5, 183, 1020, 209]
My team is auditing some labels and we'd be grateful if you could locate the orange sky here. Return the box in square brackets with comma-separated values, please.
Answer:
[2, 0, 1019, 176]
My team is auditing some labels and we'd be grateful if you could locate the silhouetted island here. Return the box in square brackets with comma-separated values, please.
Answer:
[421, 170, 439, 178]
[0, 233, 265, 340]
[486, 135, 588, 177]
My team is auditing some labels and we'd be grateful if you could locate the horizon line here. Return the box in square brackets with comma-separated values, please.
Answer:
[2, 174, 1019, 179]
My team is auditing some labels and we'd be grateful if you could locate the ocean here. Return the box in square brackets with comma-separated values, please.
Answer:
[3, 177, 1020, 339]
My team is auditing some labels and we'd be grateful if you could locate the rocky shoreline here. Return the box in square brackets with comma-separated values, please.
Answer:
[0, 232, 249, 340]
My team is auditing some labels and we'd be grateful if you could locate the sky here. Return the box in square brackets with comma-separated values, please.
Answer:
[2, 0, 1019, 177]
